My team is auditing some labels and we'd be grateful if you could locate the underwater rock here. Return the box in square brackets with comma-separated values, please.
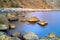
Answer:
[48, 32, 56, 38]
[12, 32, 20, 37]
[0, 31, 6, 35]
[28, 16, 39, 23]
[38, 21, 48, 26]
[0, 24, 9, 30]
[18, 13, 25, 17]
[23, 32, 39, 40]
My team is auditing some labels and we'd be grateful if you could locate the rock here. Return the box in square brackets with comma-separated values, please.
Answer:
[48, 32, 56, 38]
[12, 37, 20, 40]
[7, 13, 18, 21]
[9, 24, 16, 29]
[0, 24, 9, 30]
[0, 31, 6, 35]
[18, 13, 25, 17]
[38, 21, 48, 26]
[4, 36, 13, 40]
[23, 32, 39, 40]
[12, 32, 20, 37]
[28, 16, 39, 23]
[20, 18, 27, 22]
[0, 35, 13, 40]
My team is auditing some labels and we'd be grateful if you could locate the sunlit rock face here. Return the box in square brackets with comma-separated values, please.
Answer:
[18, 13, 26, 17]
[23, 32, 39, 40]
[38, 21, 48, 26]
[28, 16, 39, 23]
[12, 37, 20, 40]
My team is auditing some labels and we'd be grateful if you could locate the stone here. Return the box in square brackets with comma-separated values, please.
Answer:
[18, 13, 25, 17]
[23, 32, 39, 40]
[20, 18, 26, 22]
[9, 24, 16, 29]
[0, 24, 9, 30]
[28, 16, 39, 23]
[48, 32, 56, 38]
[38, 21, 48, 26]
[12, 32, 20, 37]
[7, 13, 18, 21]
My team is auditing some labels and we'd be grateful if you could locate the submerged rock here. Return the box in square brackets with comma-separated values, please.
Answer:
[20, 18, 27, 22]
[38, 21, 48, 26]
[0, 31, 6, 35]
[0, 34, 20, 40]
[0, 14, 9, 24]
[12, 32, 20, 37]
[18, 13, 25, 17]
[28, 16, 39, 23]
[7, 13, 18, 21]
[23, 32, 39, 40]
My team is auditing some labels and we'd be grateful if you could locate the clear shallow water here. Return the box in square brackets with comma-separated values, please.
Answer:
[8, 11, 60, 37]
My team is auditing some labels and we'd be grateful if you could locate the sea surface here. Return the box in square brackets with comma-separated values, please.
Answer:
[8, 11, 60, 37]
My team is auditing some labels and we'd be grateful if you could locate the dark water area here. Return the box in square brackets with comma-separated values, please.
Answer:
[8, 11, 60, 37]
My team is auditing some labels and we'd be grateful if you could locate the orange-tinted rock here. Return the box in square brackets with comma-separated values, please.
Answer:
[38, 21, 48, 26]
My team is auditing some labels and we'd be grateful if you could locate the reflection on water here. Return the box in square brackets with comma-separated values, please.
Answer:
[8, 11, 60, 37]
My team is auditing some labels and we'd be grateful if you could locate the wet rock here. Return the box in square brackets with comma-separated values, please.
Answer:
[48, 32, 56, 38]
[9, 24, 16, 29]
[23, 32, 39, 40]
[38, 21, 48, 26]
[28, 16, 39, 23]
